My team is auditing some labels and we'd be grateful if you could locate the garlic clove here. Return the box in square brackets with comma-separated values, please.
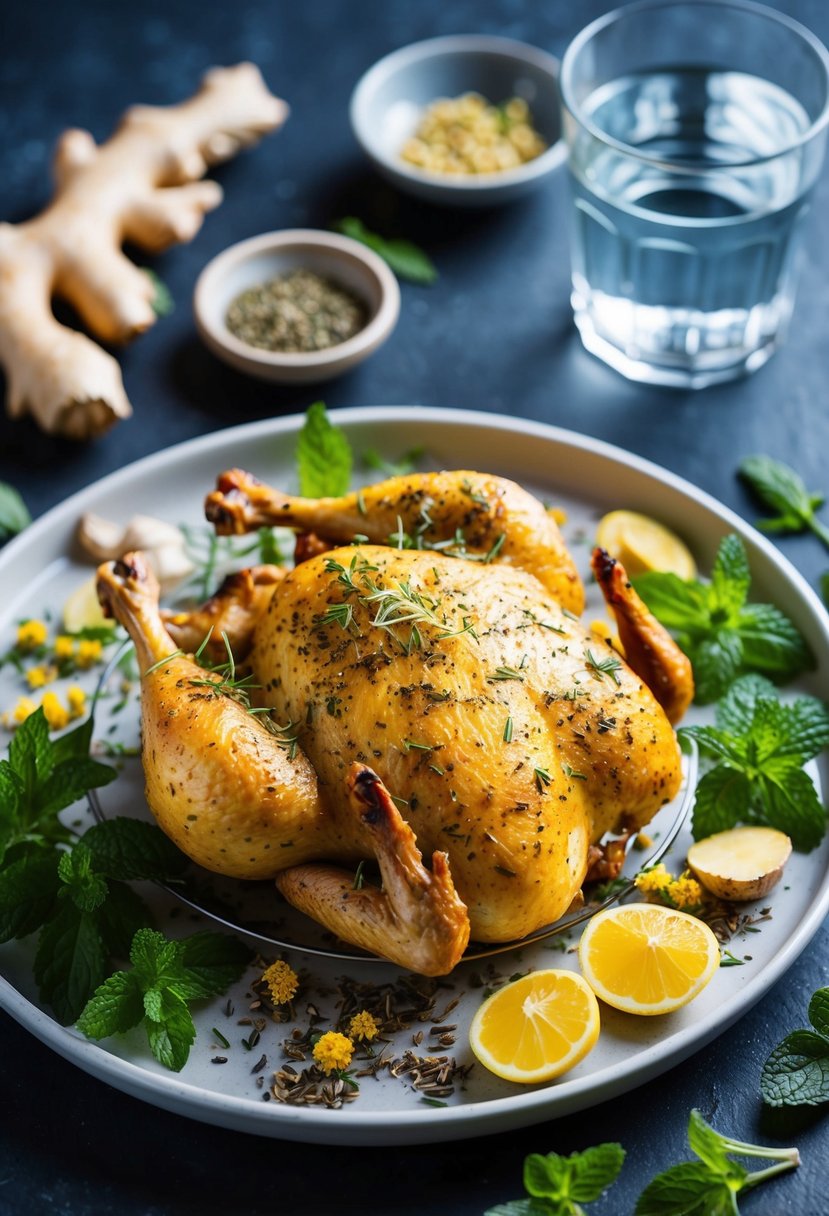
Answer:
[77, 511, 194, 595]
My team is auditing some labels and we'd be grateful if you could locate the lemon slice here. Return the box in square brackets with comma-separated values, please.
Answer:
[595, 510, 697, 580]
[468, 969, 600, 1083]
[578, 903, 719, 1016]
[63, 576, 109, 633]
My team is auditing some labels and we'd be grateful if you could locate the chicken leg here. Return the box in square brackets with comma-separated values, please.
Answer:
[205, 467, 585, 613]
[276, 765, 471, 975]
[591, 547, 694, 724]
[96, 552, 326, 877]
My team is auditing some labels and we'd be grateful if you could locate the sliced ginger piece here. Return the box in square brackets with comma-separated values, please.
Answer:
[596, 509, 697, 580]
[687, 827, 792, 902]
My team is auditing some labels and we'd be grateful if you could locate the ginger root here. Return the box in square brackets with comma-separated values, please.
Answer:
[0, 63, 287, 440]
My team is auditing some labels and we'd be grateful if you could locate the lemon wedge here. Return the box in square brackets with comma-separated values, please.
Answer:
[578, 903, 719, 1016]
[468, 969, 600, 1083]
[63, 576, 109, 633]
[595, 510, 697, 579]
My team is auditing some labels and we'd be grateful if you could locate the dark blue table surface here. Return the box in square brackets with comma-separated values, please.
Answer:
[2, 2, 829, 1213]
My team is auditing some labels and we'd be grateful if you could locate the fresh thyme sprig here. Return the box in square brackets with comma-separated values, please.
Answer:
[585, 649, 622, 685]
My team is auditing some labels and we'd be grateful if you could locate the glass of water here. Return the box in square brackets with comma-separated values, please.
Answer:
[559, 0, 829, 388]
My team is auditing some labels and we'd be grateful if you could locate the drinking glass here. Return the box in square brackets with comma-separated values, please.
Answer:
[559, 0, 829, 388]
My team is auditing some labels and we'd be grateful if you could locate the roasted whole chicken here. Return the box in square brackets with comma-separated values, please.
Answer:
[97, 468, 693, 975]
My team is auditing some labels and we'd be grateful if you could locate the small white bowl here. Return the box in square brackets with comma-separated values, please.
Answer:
[193, 230, 401, 384]
[350, 34, 567, 207]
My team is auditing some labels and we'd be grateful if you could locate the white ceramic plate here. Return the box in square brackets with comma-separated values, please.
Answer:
[2, 406, 828, 1147]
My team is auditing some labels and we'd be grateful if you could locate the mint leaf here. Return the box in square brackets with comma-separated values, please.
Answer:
[761, 1029, 829, 1106]
[683, 677, 829, 848]
[631, 571, 711, 632]
[177, 931, 253, 999]
[809, 988, 829, 1038]
[296, 401, 352, 497]
[58, 844, 108, 912]
[490, 1145, 624, 1216]
[334, 217, 438, 284]
[634, 534, 813, 703]
[144, 268, 174, 318]
[690, 765, 752, 840]
[77, 927, 250, 1071]
[737, 604, 814, 677]
[686, 1111, 743, 1180]
[715, 674, 777, 736]
[81, 817, 188, 881]
[756, 767, 826, 851]
[634, 1161, 733, 1216]
[761, 988, 829, 1106]
[0, 480, 31, 542]
[96, 880, 153, 958]
[637, 1111, 799, 1214]
[146, 992, 196, 1072]
[566, 1144, 626, 1201]
[1, 709, 115, 852]
[739, 455, 829, 549]
[0, 849, 60, 942]
[34, 900, 108, 1025]
[781, 698, 829, 760]
[76, 969, 145, 1038]
[710, 533, 750, 615]
[691, 632, 744, 704]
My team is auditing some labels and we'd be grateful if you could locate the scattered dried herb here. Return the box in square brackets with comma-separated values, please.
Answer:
[226, 269, 367, 353]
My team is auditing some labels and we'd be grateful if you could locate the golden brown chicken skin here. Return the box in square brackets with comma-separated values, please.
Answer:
[97, 469, 692, 976]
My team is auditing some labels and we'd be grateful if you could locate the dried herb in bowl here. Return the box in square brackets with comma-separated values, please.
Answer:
[225, 269, 368, 354]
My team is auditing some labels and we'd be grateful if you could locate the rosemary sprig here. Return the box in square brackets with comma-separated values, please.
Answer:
[585, 648, 623, 685]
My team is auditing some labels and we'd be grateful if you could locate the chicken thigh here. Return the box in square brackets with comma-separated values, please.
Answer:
[97, 469, 692, 976]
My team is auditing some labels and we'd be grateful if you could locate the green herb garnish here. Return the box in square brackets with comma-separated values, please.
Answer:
[363, 446, 426, 478]
[333, 217, 438, 284]
[144, 268, 174, 317]
[585, 649, 622, 686]
[0, 708, 195, 1023]
[296, 401, 353, 498]
[634, 533, 813, 703]
[484, 1142, 625, 1216]
[739, 455, 829, 549]
[634, 1109, 799, 1215]
[760, 986, 829, 1107]
[0, 481, 31, 543]
[77, 927, 251, 1072]
[679, 673, 829, 850]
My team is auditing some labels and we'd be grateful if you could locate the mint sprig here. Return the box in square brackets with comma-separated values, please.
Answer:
[634, 533, 814, 703]
[739, 455, 829, 549]
[77, 927, 252, 1071]
[485, 1143, 625, 1216]
[680, 674, 829, 850]
[0, 817, 190, 1025]
[334, 217, 438, 284]
[0, 709, 116, 863]
[0, 708, 194, 1022]
[296, 400, 353, 498]
[635, 1110, 799, 1215]
[761, 987, 829, 1107]
[0, 480, 31, 543]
